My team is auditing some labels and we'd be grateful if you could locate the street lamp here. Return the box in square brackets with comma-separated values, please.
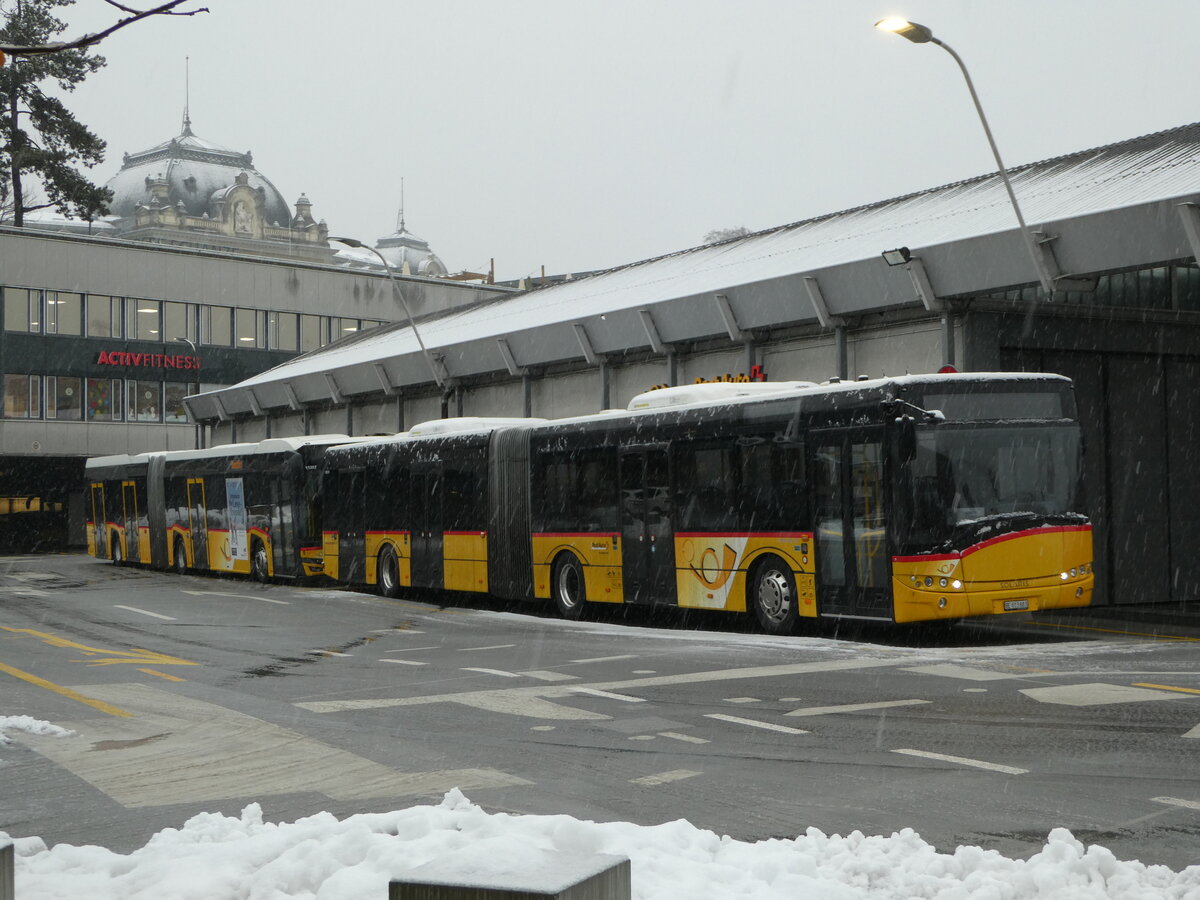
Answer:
[329, 236, 445, 388]
[875, 17, 1056, 295]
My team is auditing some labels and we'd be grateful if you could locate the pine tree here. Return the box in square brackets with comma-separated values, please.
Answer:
[0, 0, 111, 226]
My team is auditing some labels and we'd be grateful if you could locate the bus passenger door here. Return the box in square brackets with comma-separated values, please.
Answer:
[121, 481, 139, 561]
[337, 469, 366, 583]
[186, 478, 208, 570]
[89, 484, 106, 557]
[619, 447, 674, 604]
[411, 463, 443, 590]
[811, 431, 890, 617]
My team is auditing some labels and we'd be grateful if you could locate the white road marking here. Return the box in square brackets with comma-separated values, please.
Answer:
[1152, 796, 1200, 811]
[633, 669, 656, 674]
[11, 588, 48, 597]
[963, 688, 988, 693]
[631, 770, 701, 786]
[114, 605, 176, 621]
[309, 650, 351, 657]
[904, 663, 1022, 681]
[384, 647, 440, 653]
[521, 670, 579, 682]
[1021, 683, 1191, 707]
[786, 699, 930, 717]
[531, 725, 556, 731]
[892, 748, 1028, 775]
[569, 655, 637, 664]
[371, 628, 425, 634]
[1183, 723, 1200, 739]
[181, 589, 289, 605]
[463, 667, 522, 678]
[629, 735, 655, 741]
[705, 714, 809, 735]
[15, 683, 528, 806]
[723, 697, 760, 704]
[659, 732, 710, 745]
[462, 644, 516, 652]
[572, 687, 645, 703]
[379, 659, 427, 666]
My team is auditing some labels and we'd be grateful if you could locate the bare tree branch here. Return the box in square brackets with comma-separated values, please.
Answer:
[0, 1, 208, 57]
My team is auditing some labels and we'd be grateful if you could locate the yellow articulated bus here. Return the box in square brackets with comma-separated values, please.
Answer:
[316, 372, 1093, 632]
[85, 436, 356, 580]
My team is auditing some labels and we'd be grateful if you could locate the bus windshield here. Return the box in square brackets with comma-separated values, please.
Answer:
[902, 423, 1082, 550]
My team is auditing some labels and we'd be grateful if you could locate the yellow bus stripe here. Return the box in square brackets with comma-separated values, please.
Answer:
[0, 660, 134, 717]
[1132, 682, 1200, 696]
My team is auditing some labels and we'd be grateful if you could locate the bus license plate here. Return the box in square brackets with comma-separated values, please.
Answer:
[1003, 599, 1030, 611]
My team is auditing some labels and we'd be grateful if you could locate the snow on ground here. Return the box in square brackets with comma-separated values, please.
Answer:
[0, 715, 73, 745]
[3, 788, 1199, 899]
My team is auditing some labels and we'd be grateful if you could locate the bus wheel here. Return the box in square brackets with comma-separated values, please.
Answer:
[251, 541, 270, 582]
[173, 541, 188, 575]
[552, 554, 588, 620]
[111, 538, 123, 566]
[377, 545, 401, 598]
[751, 557, 799, 635]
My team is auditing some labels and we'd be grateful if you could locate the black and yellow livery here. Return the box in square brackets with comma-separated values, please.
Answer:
[87, 372, 1094, 632]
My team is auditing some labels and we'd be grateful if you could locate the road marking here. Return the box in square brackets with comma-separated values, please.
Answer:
[631, 770, 701, 786]
[137, 668, 185, 682]
[1028, 621, 1200, 642]
[309, 650, 351, 658]
[705, 714, 809, 735]
[724, 697, 760, 704]
[0, 661, 133, 717]
[0, 627, 198, 668]
[462, 644, 516, 652]
[532, 725, 555, 731]
[463, 667, 522, 678]
[786, 699, 930, 717]
[14, 683, 528, 807]
[572, 687, 645, 703]
[659, 732, 710, 744]
[569, 655, 636, 664]
[1152, 796, 1200, 811]
[1183, 723, 1200, 739]
[11, 588, 48, 597]
[629, 734, 655, 741]
[379, 659, 427, 666]
[1021, 683, 1191, 707]
[114, 605, 176, 621]
[372, 628, 426, 634]
[181, 589, 289, 605]
[521, 670, 579, 682]
[1133, 682, 1200, 696]
[892, 748, 1028, 775]
[904, 664, 1021, 681]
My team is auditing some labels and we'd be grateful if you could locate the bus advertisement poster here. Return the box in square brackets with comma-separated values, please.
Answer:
[225, 477, 248, 561]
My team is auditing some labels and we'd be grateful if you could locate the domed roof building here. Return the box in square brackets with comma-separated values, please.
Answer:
[374, 209, 447, 276]
[102, 114, 332, 263]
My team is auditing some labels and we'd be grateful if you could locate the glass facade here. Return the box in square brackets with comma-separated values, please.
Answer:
[978, 264, 1200, 310]
[87, 295, 122, 338]
[45, 292, 82, 335]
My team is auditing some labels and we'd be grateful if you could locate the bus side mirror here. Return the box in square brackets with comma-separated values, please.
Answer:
[897, 416, 916, 464]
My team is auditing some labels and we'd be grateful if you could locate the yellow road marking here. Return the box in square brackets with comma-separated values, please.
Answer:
[1133, 682, 1200, 696]
[0, 626, 199, 667]
[138, 668, 186, 682]
[0, 660, 133, 717]
[1029, 621, 1200, 642]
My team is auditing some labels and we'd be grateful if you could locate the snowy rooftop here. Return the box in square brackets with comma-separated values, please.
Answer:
[187, 122, 1200, 421]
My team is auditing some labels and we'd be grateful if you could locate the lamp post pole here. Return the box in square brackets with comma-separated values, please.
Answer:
[875, 18, 1056, 296]
[329, 236, 445, 389]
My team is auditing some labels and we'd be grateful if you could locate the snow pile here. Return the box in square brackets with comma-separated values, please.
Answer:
[4, 789, 1199, 899]
[0, 715, 74, 745]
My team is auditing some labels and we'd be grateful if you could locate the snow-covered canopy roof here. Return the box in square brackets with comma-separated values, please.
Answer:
[186, 122, 1200, 423]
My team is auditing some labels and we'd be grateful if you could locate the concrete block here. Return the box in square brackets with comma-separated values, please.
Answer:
[389, 851, 630, 900]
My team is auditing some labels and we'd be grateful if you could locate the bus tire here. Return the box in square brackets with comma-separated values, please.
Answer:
[552, 553, 588, 620]
[377, 545, 401, 598]
[111, 537, 123, 566]
[251, 540, 270, 582]
[750, 556, 799, 635]
[173, 540, 188, 574]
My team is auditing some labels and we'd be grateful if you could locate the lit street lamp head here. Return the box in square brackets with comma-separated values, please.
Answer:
[875, 17, 935, 43]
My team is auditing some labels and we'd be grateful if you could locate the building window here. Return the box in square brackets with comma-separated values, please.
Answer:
[127, 379, 161, 422]
[300, 314, 321, 351]
[86, 378, 122, 421]
[269, 311, 298, 351]
[87, 295, 123, 338]
[361, 319, 382, 331]
[127, 299, 161, 341]
[4, 288, 41, 333]
[235, 308, 266, 349]
[3, 374, 40, 418]
[202, 305, 232, 346]
[47, 376, 82, 420]
[45, 292, 82, 335]
[164, 383, 194, 424]
[163, 301, 197, 345]
[333, 317, 360, 340]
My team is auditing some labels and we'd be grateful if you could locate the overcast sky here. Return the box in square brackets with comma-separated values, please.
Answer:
[51, 0, 1199, 281]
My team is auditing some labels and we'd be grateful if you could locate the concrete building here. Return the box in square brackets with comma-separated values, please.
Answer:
[189, 122, 1200, 607]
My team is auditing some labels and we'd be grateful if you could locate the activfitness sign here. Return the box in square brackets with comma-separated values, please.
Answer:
[96, 351, 201, 370]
